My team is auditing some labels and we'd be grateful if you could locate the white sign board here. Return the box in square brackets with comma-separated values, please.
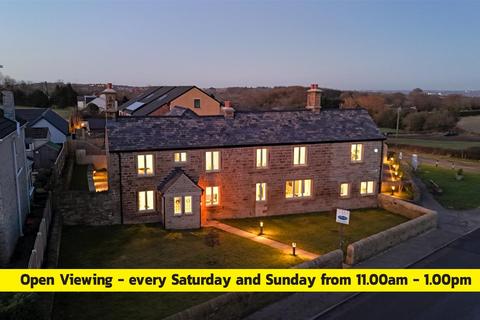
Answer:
[336, 209, 350, 225]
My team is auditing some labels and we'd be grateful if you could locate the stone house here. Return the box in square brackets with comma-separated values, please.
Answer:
[0, 91, 31, 265]
[119, 86, 222, 116]
[106, 85, 386, 230]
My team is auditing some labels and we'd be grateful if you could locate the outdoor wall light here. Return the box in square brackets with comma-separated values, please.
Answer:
[374, 148, 379, 153]
[259, 221, 264, 235]
[292, 242, 297, 256]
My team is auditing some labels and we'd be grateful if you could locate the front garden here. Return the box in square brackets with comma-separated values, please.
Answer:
[417, 164, 480, 209]
[221, 208, 408, 255]
[54, 224, 304, 320]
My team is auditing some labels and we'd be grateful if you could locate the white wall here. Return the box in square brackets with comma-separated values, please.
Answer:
[33, 119, 66, 144]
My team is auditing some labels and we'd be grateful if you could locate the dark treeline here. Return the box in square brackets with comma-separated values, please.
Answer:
[0, 75, 77, 108]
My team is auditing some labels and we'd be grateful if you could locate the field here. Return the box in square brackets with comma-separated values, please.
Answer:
[457, 115, 480, 134]
[417, 164, 480, 209]
[387, 137, 480, 150]
[221, 209, 408, 255]
[54, 225, 303, 320]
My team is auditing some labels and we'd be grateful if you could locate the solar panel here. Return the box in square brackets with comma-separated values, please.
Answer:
[126, 101, 145, 111]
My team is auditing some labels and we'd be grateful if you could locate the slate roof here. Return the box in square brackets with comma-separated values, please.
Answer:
[119, 86, 220, 116]
[0, 117, 17, 139]
[157, 168, 201, 193]
[26, 127, 49, 139]
[16, 108, 69, 135]
[108, 108, 385, 152]
[86, 118, 106, 130]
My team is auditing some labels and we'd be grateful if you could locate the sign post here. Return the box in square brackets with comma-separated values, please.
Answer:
[336, 208, 350, 251]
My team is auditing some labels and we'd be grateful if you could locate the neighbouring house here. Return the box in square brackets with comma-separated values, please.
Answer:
[0, 91, 31, 265]
[16, 107, 69, 144]
[106, 84, 386, 230]
[118, 85, 222, 116]
[25, 127, 50, 155]
[77, 83, 118, 118]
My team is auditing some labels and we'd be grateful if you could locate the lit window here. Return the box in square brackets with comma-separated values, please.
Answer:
[351, 144, 363, 162]
[256, 183, 267, 201]
[360, 181, 375, 195]
[285, 179, 312, 198]
[206, 186, 219, 206]
[340, 183, 350, 197]
[256, 148, 268, 168]
[293, 146, 307, 165]
[194, 99, 201, 108]
[138, 190, 155, 211]
[174, 196, 182, 216]
[174, 152, 187, 163]
[206, 151, 220, 171]
[184, 196, 192, 214]
[137, 154, 154, 175]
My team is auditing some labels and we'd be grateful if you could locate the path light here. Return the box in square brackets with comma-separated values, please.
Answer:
[292, 242, 297, 256]
[391, 186, 396, 195]
[259, 221, 264, 235]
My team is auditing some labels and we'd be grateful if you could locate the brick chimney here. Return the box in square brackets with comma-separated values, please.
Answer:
[1, 91, 15, 121]
[222, 100, 235, 119]
[306, 84, 322, 112]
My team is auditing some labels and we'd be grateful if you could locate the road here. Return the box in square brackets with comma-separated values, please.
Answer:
[316, 228, 480, 320]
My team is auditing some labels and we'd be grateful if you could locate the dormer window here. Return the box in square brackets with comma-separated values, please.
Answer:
[137, 154, 154, 176]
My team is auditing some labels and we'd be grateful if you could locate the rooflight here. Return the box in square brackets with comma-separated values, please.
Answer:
[126, 101, 145, 111]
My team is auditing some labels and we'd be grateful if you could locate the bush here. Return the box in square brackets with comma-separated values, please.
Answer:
[403, 112, 427, 131]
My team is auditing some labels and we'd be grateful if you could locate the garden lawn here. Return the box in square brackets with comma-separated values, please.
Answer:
[54, 224, 303, 320]
[417, 164, 480, 209]
[386, 138, 480, 150]
[221, 208, 408, 255]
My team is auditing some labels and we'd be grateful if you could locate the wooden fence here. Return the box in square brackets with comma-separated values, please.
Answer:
[28, 194, 53, 269]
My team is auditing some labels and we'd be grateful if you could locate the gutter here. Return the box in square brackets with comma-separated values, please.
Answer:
[378, 141, 385, 195]
[11, 127, 24, 237]
[118, 153, 124, 225]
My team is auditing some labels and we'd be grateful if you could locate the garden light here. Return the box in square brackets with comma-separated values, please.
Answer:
[391, 186, 395, 195]
[259, 221, 264, 235]
[292, 242, 297, 256]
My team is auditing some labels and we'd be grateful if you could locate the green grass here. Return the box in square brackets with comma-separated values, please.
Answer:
[69, 164, 88, 191]
[54, 225, 303, 320]
[417, 164, 480, 209]
[221, 209, 408, 255]
[387, 138, 480, 150]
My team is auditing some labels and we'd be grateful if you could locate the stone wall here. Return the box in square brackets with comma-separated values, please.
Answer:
[345, 195, 437, 265]
[55, 190, 120, 225]
[110, 141, 383, 224]
[164, 250, 343, 320]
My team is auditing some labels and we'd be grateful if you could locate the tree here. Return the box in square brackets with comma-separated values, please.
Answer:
[28, 89, 50, 107]
[51, 83, 77, 108]
[403, 112, 427, 132]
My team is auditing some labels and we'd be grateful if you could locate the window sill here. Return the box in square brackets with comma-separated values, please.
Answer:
[285, 196, 313, 201]
[138, 209, 156, 213]
[360, 193, 376, 197]
[205, 170, 221, 173]
[137, 174, 155, 178]
[292, 164, 308, 168]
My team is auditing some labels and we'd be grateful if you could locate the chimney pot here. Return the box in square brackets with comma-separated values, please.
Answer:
[107, 83, 113, 89]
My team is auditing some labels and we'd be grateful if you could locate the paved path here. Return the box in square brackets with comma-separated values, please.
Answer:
[206, 220, 319, 260]
[245, 177, 480, 320]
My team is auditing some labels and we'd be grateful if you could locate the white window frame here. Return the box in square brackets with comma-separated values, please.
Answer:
[184, 196, 193, 214]
[205, 186, 219, 206]
[293, 146, 307, 166]
[360, 181, 375, 195]
[138, 190, 155, 212]
[205, 151, 220, 172]
[174, 152, 187, 163]
[340, 183, 350, 198]
[174, 196, 182, 216]
[137, 154, 154, 176]
[256, 182, 267, 202]
[256, 148, 268, 168]
[285, 179, 312, 199]
[351, 144, 364, 163]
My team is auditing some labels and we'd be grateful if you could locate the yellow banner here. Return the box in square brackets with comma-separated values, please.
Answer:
[0, 269, 479, 292]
